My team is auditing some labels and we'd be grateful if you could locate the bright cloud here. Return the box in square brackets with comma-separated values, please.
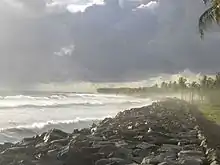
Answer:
[47, 0, 105, 13]
[92, 0, 105, 5]
[66, 4, 90, 12]
[137, 1, 159, 10]
[54, 45, 75, 57]
[67, 0, 105, 13]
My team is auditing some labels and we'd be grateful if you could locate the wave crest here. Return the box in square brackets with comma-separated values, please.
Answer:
[0, 93, 150, 109]
[0, 117, 107, 143]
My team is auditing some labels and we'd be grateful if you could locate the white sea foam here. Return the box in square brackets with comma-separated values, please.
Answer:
[1, 117, 106, 132]
[0, 117, 108, 143]
[0, 93, 151, 109]
[0, 92, 153, 143]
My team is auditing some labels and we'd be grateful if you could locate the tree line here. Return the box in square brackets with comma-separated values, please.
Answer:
[97, 73, 220, 104]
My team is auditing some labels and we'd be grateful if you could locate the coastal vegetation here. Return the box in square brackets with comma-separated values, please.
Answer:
[97, 73, 220, 123]
[98, 73, 220, 102]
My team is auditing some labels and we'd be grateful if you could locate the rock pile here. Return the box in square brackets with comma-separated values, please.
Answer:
[0, 99, 219, 165]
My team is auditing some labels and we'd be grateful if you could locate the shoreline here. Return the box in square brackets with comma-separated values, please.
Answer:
[0, 98, 219, 165]
[0, 92, 152, 144]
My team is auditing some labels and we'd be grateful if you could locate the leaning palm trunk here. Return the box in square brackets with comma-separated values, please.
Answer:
[199, 0, 220, 37]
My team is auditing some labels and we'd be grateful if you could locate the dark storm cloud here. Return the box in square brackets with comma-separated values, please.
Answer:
[68, 0, 218, 81]
[0, 0, 75, 85]
[0, 0, 219, 86]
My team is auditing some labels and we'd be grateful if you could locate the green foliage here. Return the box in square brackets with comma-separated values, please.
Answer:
[97, 72, 220, 104]
[199, 0, 220, 37]
[97, 72, 220, 122]
[200, 104, 220, 123]
[178, 77, 187, 89]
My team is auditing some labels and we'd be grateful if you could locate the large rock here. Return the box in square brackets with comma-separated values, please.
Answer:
[0, 99, 219, 165]
[43, 129, 69, 143]
[95, 158, 132, 165]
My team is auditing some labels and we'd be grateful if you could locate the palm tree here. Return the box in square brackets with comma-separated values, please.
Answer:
[161, 81, 168, 89]
[199, 75, 209, 102]
[199, 0, 220, 37]
[178, 77, 187, 100]
[178, 77, 187, 88]
[172, 81, 178, 92]
[189, 81, 199, 103]
[215, 72, 220, 88]
[207, 77, 215, 89]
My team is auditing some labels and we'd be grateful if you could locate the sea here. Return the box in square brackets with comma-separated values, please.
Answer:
[0, 92, 152, 143]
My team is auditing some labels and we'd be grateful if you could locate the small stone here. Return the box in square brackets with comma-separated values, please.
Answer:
[159, 144, 181, 152]
[115, 140, 128, 147]
[43, 129, 69, 143]
[179, 158, 203, 165]
[200, 139, 207, 148]
[95, 158, 131, 165]
[47, 149, 58, 157]
[98, 144, 118, 156]
[141, 154, 165, 164]
[136, 142, 156, 150]
[57, 145, 70, 160]
[178, 150, 204, 157]
[158, 162, 169, 165]
[210, 161, 220, 165]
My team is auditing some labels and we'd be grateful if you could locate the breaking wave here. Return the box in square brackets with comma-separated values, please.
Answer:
[0, 92, 152, 143]
[0, 93, 147, 109]
[0, 117, 105, 143]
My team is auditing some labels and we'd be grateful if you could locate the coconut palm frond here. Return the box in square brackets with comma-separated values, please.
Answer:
[203, 0, 218, 5]
[199, 6, 217, 38]
[199, 0, 220, 38]
[203, 0, 211, 4]
[214, 5, 220, 23]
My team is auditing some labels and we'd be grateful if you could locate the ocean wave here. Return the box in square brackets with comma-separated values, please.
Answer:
[0, 93, 151, 109]
[73, 93, 127, 98]
[0, 93, 124, 100]
[0, 117, 106, 136]
[0, 102, 105, 109]
[0, 100, 149, 109]
[1, 117, 102, 131]
[0, 93, 152, 143]
[1, 94, 67, 100]
[0, 117, 106, 143]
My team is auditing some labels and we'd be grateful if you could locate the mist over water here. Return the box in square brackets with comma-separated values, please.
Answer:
[0, 69, 208, 143]
[0, 0, 219, 153]
[0, 92, 152, 143]
[17, 69, 204, 92]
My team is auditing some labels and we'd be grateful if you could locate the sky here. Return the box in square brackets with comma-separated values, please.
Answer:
[0, 0, 220, 87]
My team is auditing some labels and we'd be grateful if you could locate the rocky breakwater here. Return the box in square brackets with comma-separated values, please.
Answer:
[0, 99, 219, 165]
